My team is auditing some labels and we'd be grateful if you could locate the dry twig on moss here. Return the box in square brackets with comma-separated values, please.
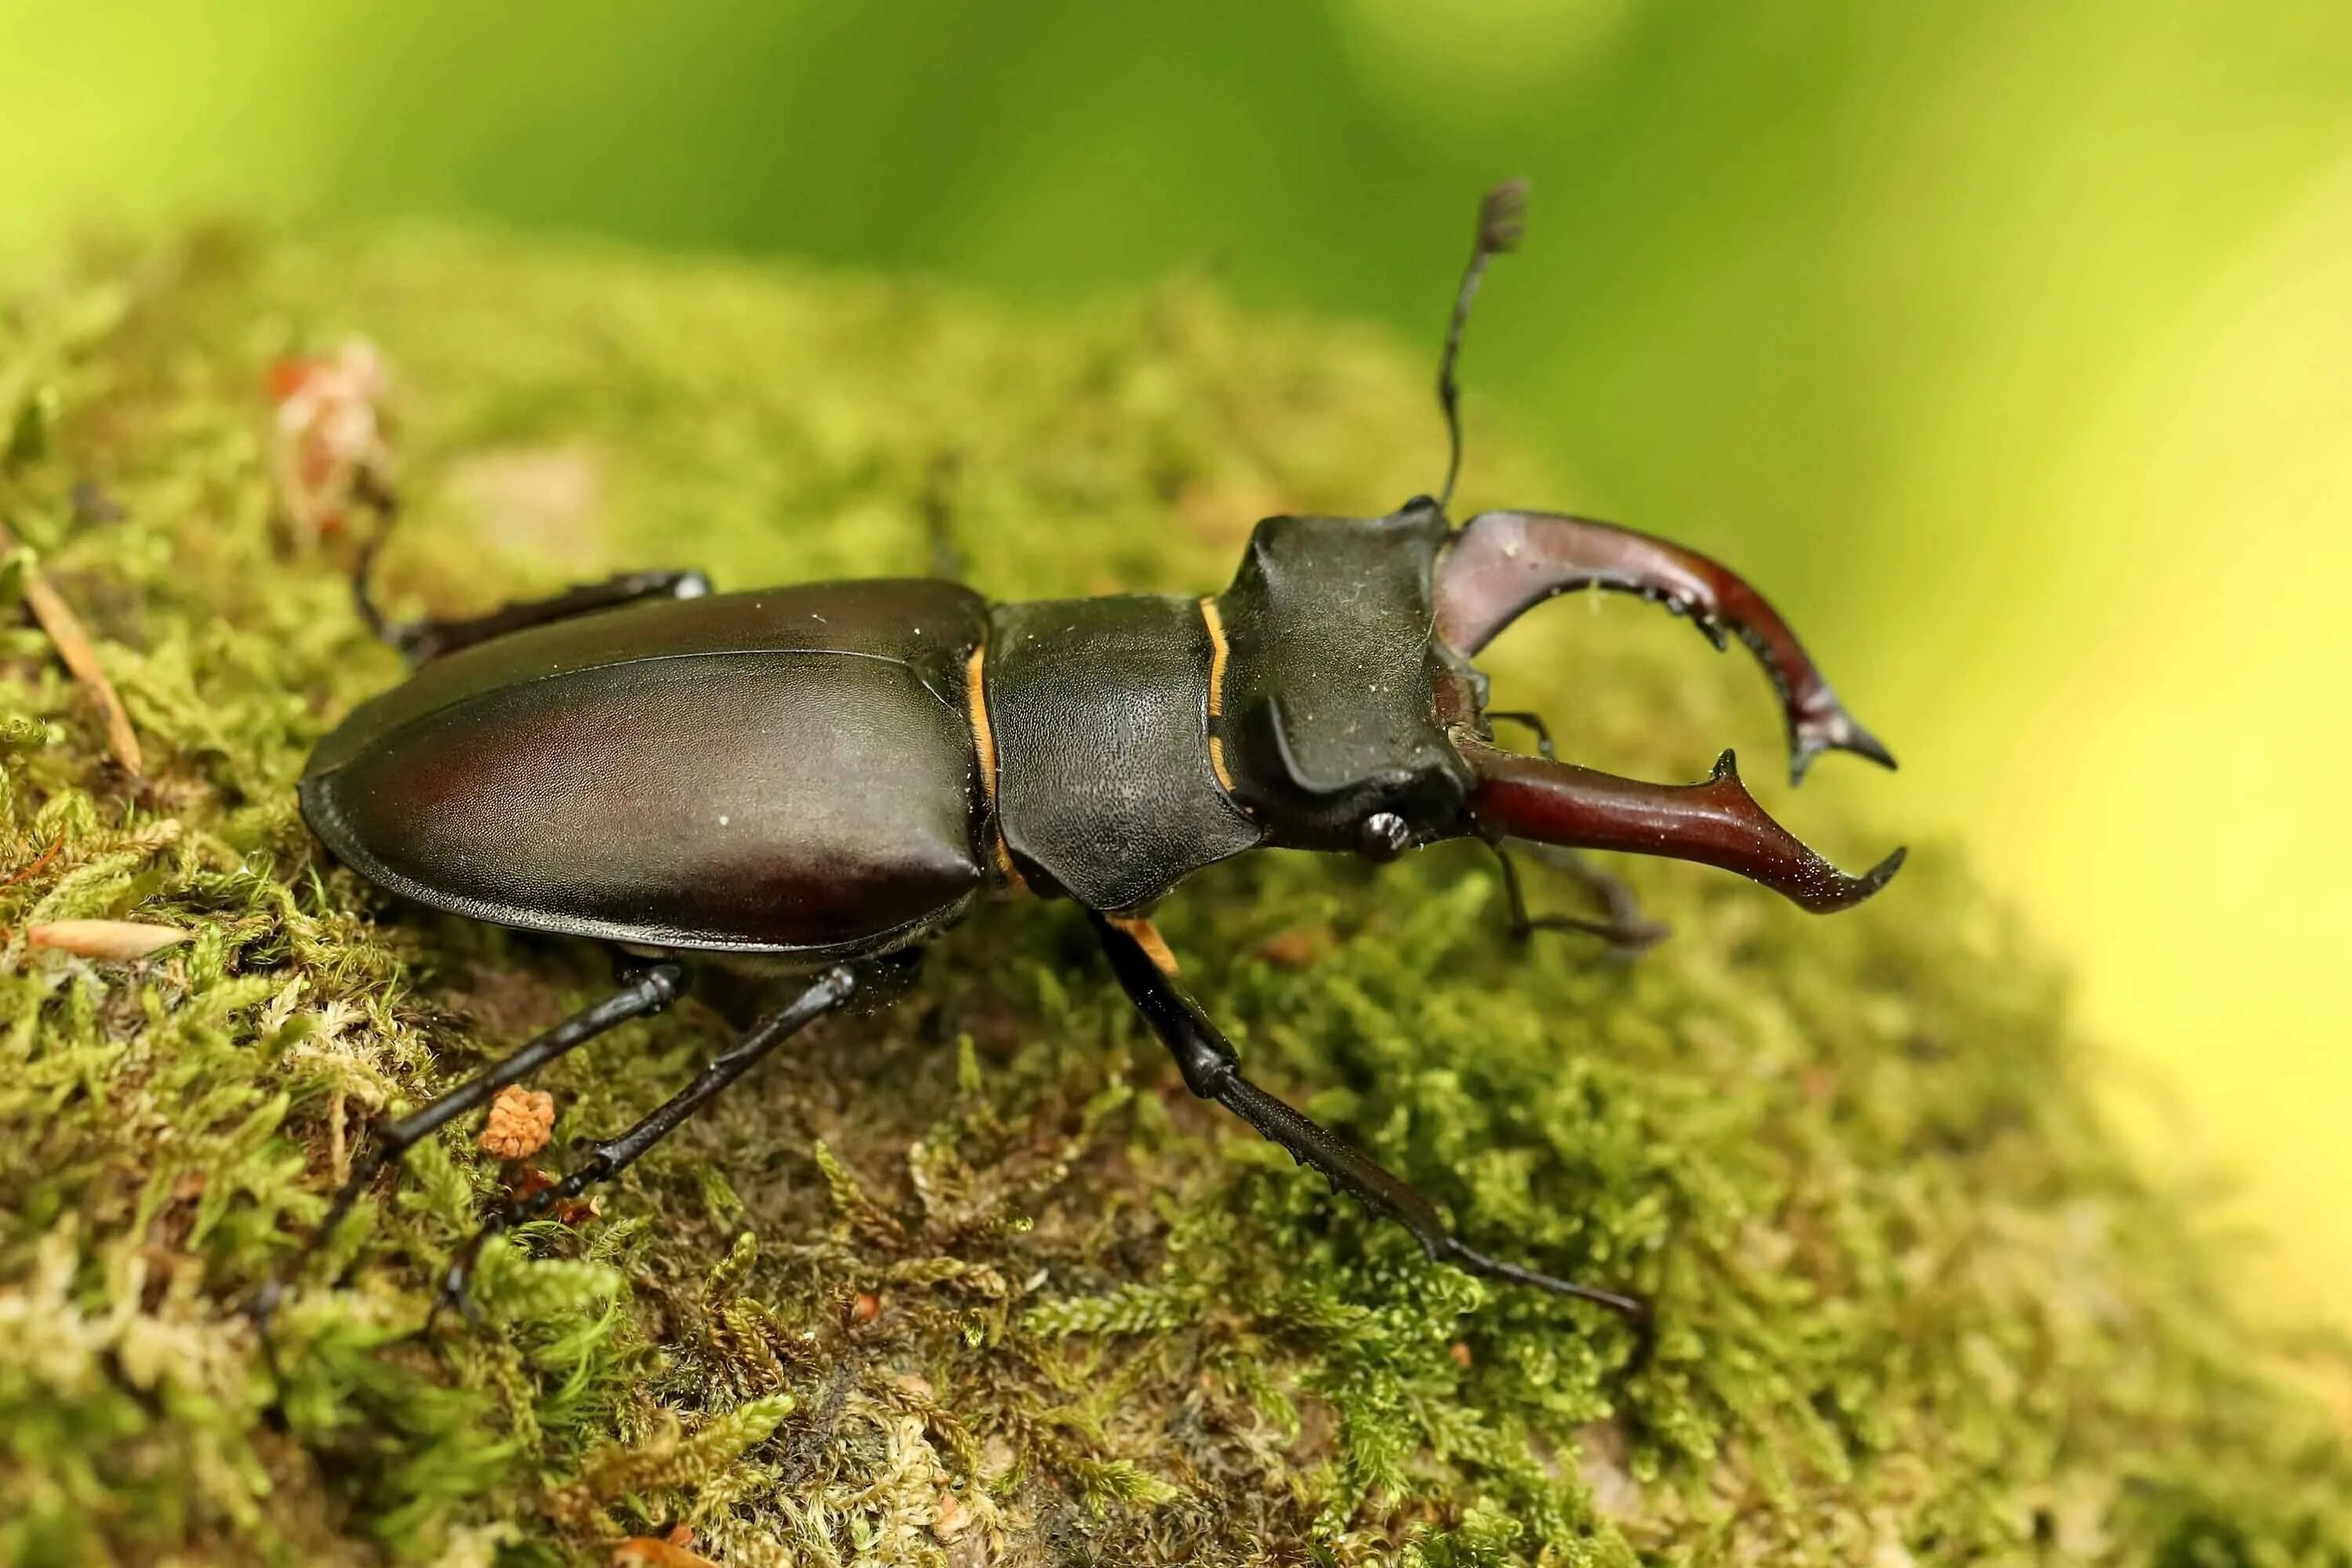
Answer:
[0, 518, 142, 775]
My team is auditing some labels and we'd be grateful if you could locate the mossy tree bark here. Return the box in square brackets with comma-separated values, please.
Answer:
[0, 227, 2345, 1566]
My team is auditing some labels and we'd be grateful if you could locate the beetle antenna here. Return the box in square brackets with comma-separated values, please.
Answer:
[1436, 180, 1529, 514]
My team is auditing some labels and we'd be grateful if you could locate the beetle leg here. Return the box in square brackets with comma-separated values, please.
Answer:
[1478, 716, 1668, 951]
[248, 962, 688, 1344]
[1490, 844, 1668, 955]
[1091, 912, 1650, 1333]
[1483, 709, 1557, 760]
[351, 491, 710, 666]
[427, 965, 858, 1327]
[365, 566, 713, 667]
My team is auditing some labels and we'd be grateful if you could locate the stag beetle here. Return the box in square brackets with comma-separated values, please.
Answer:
[255, 185, 1900, 1335]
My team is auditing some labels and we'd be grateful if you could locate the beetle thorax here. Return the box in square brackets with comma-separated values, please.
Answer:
[976, 505, 1486, 912]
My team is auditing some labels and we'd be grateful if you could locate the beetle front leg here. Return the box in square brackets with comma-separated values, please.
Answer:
[1091, 912, 1649, 1330]
[429, 965, 861, 1325]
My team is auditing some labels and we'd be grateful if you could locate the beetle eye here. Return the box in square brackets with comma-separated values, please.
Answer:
[1359, 811, 1412, 862]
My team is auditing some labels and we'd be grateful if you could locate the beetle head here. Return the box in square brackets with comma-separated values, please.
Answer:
[1208, 499, 1904, 914]
[1210, 503, 1482, 858]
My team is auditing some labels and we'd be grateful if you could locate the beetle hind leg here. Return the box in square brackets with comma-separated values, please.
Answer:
[248, 962, 688, 1345]
[1091, 913, 1650, 1334]
[428, 965, 862, 1326]
[387, 569, 713, 666]
[351, 496, 710, 666]
[361, 555, 713, 667]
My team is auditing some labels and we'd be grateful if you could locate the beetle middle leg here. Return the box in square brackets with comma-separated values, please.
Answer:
[249, 960, 688, 1336]
[430, 964, 861, 1323]
[1483, 711, 1667, 952]
[1490, 844, 1668, 955]
[1091, 912, 1650, 1331]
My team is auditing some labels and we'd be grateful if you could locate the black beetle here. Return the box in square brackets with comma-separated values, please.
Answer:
[256, 185, 1899, 1334]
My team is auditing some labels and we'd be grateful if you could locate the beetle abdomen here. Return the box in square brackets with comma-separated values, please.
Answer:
[303, 583, 992, 956]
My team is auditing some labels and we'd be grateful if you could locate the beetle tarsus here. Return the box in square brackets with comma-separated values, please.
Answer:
[426, 966, 858, 1319]
[249, 962, 688, 1351]
[348, 477, 406, 651]
[423, 1256, 487, 1335]
[1092, 912, 1650, 1331]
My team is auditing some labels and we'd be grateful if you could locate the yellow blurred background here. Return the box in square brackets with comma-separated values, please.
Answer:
[2, 0, 2347, 1315]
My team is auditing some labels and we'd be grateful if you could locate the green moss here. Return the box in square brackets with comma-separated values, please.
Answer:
[0, 223, 2346, 1567]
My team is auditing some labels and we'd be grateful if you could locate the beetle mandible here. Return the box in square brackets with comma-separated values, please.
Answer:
[256, 183, 1900, 1334]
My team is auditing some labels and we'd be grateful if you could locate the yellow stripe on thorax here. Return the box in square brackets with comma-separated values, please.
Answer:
[1199, 597, 1236, 793]
[964, 642, 1029, 895]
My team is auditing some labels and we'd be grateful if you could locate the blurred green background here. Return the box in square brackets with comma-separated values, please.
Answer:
[4, 0, 2348, 1319]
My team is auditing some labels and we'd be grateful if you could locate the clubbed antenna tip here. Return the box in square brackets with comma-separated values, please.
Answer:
[1436, 178, 1534, 513]
[1477, 180, 1530, 256]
